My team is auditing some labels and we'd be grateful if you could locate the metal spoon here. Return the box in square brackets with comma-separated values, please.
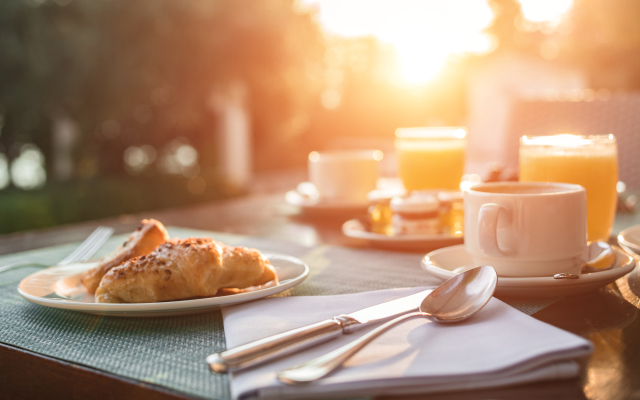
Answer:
[277, 265, 498, 384]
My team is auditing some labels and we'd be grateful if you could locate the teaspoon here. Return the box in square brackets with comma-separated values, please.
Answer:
[277, 265, 498, 384]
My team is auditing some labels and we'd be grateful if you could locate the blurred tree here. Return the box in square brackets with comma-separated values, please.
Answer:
[484, 0, 551, 57]
[483, 0, 640, 90]
[485, 0, 524, 52]
[562, 0, 640, 89]
[0, 0, 324, 179]
[0, 0, 324, 233]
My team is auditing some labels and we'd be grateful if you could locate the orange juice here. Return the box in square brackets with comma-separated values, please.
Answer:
[395, 127, 467, 191]
[519, 135, 618, 242]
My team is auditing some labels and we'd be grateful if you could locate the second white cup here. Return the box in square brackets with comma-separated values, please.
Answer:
[308, 150, 382, 202]
[464, 182, 587, 277]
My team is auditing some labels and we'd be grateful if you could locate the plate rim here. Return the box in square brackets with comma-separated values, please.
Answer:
[342, 218, 464, 243]
[618, 224, 640, 253]
[18, 252, 309, 314]
[285, 189, 368, 210]
[421, 244, 635, 287]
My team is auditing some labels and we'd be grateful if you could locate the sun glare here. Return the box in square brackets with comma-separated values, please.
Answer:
[518, 0, 573, 23]
[301, 0, 573, 85]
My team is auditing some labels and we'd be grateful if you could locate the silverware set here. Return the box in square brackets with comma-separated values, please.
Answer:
[208, 265, 498, 384]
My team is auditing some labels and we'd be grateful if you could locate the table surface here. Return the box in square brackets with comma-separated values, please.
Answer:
[2, 172, 640, 400]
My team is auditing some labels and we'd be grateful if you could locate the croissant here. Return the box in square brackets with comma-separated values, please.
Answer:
[81, 219, 169, 294]
[94, 237, 278, 303]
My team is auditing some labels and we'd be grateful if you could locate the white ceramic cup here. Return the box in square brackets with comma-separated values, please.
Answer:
[464, 182, 587, 277]
[308, 150, 382, 202]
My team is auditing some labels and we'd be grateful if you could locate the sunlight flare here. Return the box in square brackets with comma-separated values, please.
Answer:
[301, 0, 574, 85]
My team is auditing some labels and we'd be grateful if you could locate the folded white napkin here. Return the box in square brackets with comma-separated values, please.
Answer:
[222, 287, 592, 400]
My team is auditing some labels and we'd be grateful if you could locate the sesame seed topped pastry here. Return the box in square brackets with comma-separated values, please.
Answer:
[94, 237, 278, 303]
[81, 219, 170, 294]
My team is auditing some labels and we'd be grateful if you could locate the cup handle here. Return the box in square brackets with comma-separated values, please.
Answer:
[478, 203, 511, 257]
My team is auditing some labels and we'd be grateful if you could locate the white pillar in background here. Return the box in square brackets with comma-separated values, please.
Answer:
[51, 110, 79, 182]
[209, 80, 252, 189]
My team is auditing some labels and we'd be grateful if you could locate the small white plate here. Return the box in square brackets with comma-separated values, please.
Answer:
[285, 188, 368, 213]
[421, 244, 635, 298]
[18, 253, 309, 317]
[618, 224, 640, 255]
[343, 219, 464, 251]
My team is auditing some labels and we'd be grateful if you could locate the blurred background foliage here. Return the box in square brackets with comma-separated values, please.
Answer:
[0, 0, 639, 234]
[0, 0, 324, 233]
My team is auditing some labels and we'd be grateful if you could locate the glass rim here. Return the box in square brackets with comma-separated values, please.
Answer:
[520, 134, 616, 147]
[395, 127, 467, 139]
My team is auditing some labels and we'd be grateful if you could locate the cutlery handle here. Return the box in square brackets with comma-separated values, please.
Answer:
[207, 319, 344, 373]
[277, 311, 422, 384]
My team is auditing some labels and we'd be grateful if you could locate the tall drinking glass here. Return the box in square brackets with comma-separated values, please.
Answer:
[519, 134, 618, 242]
[395, 127, 467, 191]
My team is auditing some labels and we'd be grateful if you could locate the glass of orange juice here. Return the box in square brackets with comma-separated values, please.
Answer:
[395, 127, 467, 191]
[519, 134, 618, 242]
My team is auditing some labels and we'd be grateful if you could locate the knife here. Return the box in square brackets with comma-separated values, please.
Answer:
[206, 288, 432, 373]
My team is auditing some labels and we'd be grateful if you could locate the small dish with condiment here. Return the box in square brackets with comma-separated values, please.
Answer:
[342, 219, 463, 252]
[343, 190, 465, 251]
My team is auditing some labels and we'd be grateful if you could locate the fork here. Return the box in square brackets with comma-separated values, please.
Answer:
[0, 226, 114, 273]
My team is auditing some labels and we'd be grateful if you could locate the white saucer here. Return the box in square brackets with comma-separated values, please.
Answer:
[18, 253, 309, 317]
[285, 188, 368, 213]
[343, 219, 464, 251]
[618, 224, 640, 255]
[421, 244, 635, 298]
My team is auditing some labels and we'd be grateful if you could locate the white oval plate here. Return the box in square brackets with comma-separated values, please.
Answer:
[618, 224, 640, 255]
[421, 244, 635, 298]
[342, 219, 464, 251]
[18, 253, 309, 317]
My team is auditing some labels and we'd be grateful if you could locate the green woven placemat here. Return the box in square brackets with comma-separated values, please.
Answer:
[0, 227, 559, 399]
[0, 227, 447, 399]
